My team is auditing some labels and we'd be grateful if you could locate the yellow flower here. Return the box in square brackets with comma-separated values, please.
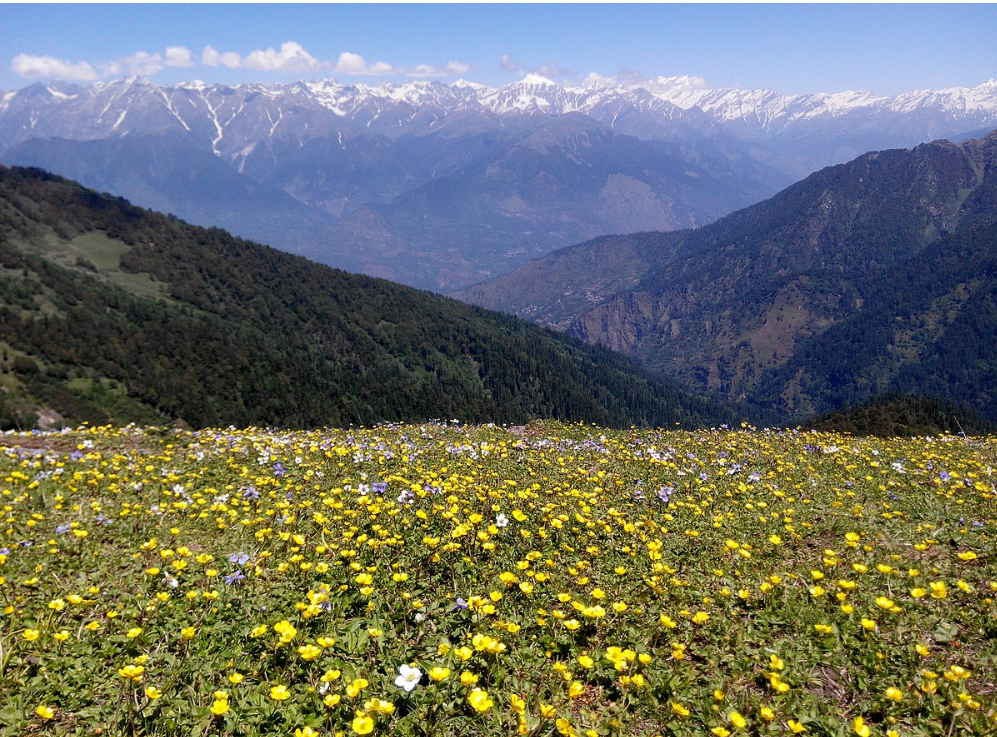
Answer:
[788, 720, 807, 734]
[759, 706, 775, 721]
[578, 655, 594, 669]
[861, 618, 877, 632]
[118, 664, 144, 682]
[692, 611, 710, 624]
[468, 688, 494, 712]
[181, 626, 196, 640]
[228, 672, 244, 684]
[874, 597, 894, 610]
[352, 712, 374, 735]
[36, 705, 55, 719]
[460, 671, 479, 687]
[145, 686, 163, 699]
[363, 697, 395, 714]
[957, 551, 977, 561]
[210, 697, 229, 716]
[729, 711, 746, 729]
[555, 717, 576, 736]
[127, 627, 143, 638]
[429, 667, 451, 682]
[295, 728, 320, 737]
[510, 693, 526, 714]
[568, 681, 584, 699]
[270, 684, 291, 701]
[346, 678, 369, 697]
[23, 629, 40, 642]
[885, 686, 903, 702]
[853, 717, 871, 737]
[324, 694, 341, 707]
[53, 630, 70, 642]
[711, 728, 731, 737]
[672, 702, 690, 717]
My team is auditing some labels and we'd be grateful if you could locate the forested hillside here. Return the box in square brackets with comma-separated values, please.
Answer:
[461, 131, 997, 422]
[0, 166, 738, 430]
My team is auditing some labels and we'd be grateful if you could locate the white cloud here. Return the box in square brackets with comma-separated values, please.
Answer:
[202, 45, 242, 69]
[119, 51, 165, 76]
[332, 53, 469, 79]
[581, 72, 612, 87]
[165, 46, 194, 68]
[12, 43, 470, 84]
[500, 54, 571, 81]
[501, 54, 523, 73]
[244, 41, 323, 72]
[406, 61, 471, 78]
[333, 52, 392, 76]
[11, 53, 98, 82]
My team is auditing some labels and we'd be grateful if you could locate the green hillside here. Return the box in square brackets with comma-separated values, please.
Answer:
[0, 166, 738, 430]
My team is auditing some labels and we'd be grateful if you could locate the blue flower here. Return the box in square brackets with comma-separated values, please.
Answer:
[228, 552, 250, 566]
[224, 570, 246, 585]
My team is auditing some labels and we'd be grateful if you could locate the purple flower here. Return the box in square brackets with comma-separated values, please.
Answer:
[228, 552, 250, 566]
[273, 462, 286, 477]
[451, 597, 469, 612]
[224, 570, 246, 585]
[372, 481, 388, 495]
[55, 523, 72, 534]
[657, 486, 674, 503]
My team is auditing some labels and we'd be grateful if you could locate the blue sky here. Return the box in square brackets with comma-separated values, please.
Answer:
[3, 4, 996, 94]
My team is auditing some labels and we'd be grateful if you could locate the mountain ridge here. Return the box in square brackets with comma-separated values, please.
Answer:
[457, 130, 997, 421]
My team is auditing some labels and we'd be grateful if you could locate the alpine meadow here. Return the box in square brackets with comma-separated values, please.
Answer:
[2, 5, 996, 737]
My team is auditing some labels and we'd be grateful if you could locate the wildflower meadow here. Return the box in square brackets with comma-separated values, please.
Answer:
[0, 421, 993, 736]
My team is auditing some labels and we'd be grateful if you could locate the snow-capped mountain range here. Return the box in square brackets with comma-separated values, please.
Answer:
[2, 74, 996, 289]
[4, 74, 996, 154]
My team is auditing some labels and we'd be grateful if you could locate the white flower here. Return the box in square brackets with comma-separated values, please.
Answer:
[496, 513, 509, 528]
[395, 664, 421, 692]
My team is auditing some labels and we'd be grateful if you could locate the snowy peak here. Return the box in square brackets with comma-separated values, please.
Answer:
[520, 73, 557, 86]
[2, 75, 996, 174]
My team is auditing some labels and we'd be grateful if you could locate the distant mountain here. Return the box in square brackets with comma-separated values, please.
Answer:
[0, 165, 738, 431]
[1, 133, 340, 253]
[3, 75, 995, 289]
[458, 131, 997, 422]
